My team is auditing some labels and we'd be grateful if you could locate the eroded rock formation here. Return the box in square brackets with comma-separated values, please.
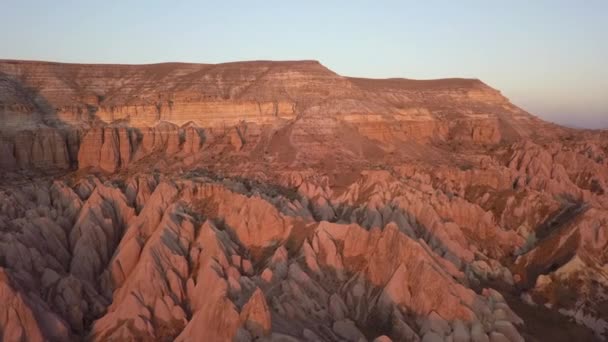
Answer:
[0, 59, 606, 341]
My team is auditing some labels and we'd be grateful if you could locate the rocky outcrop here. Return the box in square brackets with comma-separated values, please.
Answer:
[76, 124, 207, 172]
[79, 127, 131, 172]
[0, 159, 604, 340]
[0, 59, 562, 148]
[0, 59, 570, 173]
[0, 59, 605, 341]
[240, 288, 272, 338]
[182, 126, 204, 154]
[0, 128, 72, 170]
[0, 268, 72, 341]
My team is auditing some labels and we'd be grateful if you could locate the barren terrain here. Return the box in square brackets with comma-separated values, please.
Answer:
[0, 59, 606, 341]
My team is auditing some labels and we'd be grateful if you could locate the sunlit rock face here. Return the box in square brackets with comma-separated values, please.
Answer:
[0, 59, 606, 341]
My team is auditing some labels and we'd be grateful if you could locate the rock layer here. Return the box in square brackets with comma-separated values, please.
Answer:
[0, 59, 606, 341]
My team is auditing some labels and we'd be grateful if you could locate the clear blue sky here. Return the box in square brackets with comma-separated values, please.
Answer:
[2, 1, 607, 128]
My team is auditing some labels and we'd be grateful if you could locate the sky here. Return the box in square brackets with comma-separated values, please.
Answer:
[1, 1, 607, 128]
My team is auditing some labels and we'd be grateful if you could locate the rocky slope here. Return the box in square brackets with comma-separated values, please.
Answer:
[0, 59, 606, 341]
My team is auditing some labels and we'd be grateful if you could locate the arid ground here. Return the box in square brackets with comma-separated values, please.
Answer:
[0, 59, 606, 341]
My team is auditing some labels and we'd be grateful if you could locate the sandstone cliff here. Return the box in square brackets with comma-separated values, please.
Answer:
[0, 59, 568, 172]
[0, 59, 605, 341]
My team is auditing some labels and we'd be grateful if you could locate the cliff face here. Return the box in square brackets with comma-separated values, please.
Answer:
[0, 59, 563, 172]
[0, 60, 338, 127]
[0, 128, 76, 170]
[0, 59, 606, 342]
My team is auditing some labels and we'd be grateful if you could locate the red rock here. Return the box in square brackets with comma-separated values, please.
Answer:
[0, 268, 71, 341]
[229, 127, 244, 151]
[0, 59, 605, 342]
[240, 288, 271, 338]
[118, 128, 132, 168]
[99, 128, 120, 172]
[78, 128, 103, 169]
[182, 126, 203, 154]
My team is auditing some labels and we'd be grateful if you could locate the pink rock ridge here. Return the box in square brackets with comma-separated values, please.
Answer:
[0, 59, 606, 341]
